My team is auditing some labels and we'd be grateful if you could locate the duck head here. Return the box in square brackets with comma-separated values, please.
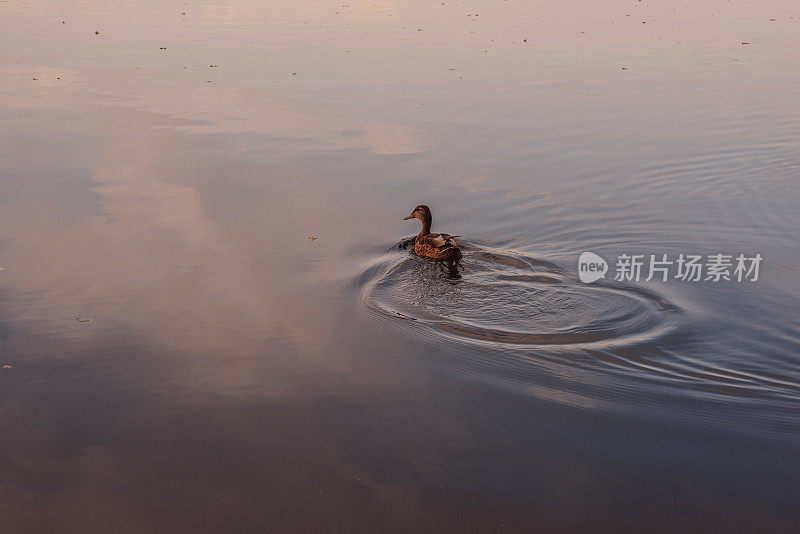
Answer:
[403, 204, 432, 235]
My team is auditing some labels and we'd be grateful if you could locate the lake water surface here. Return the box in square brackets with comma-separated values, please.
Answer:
[1, 1, 799, 532]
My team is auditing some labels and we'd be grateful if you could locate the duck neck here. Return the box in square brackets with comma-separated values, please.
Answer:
[418, 213, 432, 236]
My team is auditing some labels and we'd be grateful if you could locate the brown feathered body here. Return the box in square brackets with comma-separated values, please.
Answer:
[414, 233, 462, 261]
[403, 204, 462, 262]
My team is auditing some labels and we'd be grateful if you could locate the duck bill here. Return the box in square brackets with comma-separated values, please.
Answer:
[402, 214, 415, 220]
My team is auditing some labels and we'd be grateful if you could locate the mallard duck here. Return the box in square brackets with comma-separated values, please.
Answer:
[402, 205, 462, 262]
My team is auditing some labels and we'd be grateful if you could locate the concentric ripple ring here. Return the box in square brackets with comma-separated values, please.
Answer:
[359, 241, 684, 351]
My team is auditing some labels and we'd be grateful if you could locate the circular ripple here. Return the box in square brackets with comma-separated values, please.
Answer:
[360, 242, 682, 349]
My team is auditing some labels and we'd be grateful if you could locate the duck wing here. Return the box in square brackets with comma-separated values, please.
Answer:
[415, 233, 462, 261]
[418, 233, 460, 249]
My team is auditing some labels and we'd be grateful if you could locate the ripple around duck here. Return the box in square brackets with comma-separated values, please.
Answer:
[356, 241, 800, 427]
[359, 240, 683, 351]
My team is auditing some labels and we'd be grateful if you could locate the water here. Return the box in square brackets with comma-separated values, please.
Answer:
[1, 0, 799, 531]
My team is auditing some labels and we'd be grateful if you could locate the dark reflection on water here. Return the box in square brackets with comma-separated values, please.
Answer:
[2, 0, 800, 531]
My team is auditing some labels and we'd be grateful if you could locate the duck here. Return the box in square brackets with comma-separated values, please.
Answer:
[402, 205, 462, 263]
